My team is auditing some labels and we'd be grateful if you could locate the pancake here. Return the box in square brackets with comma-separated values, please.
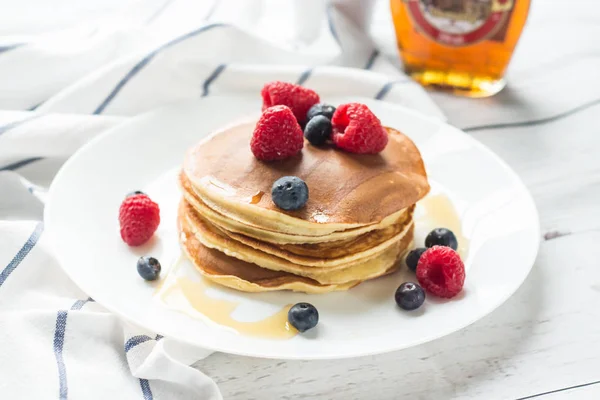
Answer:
[180, 172, 408, 244]
[181, 168, 416, 261]
[180, 200, 414, 284]
[178, 202, 357, 293]
[177, 117, 429, 293]
[183, 121, 429, 236]
[220, 211, 413, 263]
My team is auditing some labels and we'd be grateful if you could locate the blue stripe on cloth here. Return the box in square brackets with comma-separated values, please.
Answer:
[53, 298, 92, 400]
[374, 80, 411, 100]
[93, 23, 226, 114]
[363, 49, 379, 70]
[124, 335, 154, 353]
[124, 334, 163, 353]
[128, 333, 161, 400]
[0, 157, 44, 171]
[296, 68, 313, 86]
[28, 102, 43, 111]
[70, 297, 94, 311]
[201, 64, 227, 97]
[0, 222, 44, 287]
[0, 114, 42, 136]
[0, 43, 24, 54]
[54, 310, 69, 400]
[139, 379, 154, 400]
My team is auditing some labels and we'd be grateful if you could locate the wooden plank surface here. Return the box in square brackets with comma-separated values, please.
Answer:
[195, 1, 600, 398]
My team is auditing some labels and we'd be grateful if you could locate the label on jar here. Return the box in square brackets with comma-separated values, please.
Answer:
[405, 0, 514, 46]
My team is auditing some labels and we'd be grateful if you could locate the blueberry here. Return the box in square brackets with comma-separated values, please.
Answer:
[271, 176, 309, 211]
[304, 115, 332, 146]
[425, 228, 458, 250]
[395, 282, 426, 311]
[288, 302, 319, 332]
[137, 256, 161, 281]
[406, 247, 427, 272]
[127, 190, 145, 197]
[306, 103, 336, 121]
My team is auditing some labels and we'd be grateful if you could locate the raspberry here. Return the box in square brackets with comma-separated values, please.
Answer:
[331, 103, 388, 154]
[261, 81, 320, 123]
[119, 194, 160, 246]
[416, 246, 465, 298]
[250, 105, 304, 161]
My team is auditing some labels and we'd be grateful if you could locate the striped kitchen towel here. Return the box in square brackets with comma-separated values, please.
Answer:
[0, 0, 443, 399]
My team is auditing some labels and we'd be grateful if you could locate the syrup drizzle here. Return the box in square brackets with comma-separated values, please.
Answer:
[415, 193, 469, 259]
[156, 257, 297, 339]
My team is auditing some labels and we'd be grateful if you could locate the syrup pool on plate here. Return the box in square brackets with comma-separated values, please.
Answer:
[155, 255, 298, 340]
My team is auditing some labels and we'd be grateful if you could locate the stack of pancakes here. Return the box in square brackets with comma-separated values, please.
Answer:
[178, 121, 430, 293]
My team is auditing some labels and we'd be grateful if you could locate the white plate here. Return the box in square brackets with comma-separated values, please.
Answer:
[45, 95, 540, 360]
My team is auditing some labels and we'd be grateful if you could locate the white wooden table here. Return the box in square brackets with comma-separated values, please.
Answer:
[195, 1, 600, 398]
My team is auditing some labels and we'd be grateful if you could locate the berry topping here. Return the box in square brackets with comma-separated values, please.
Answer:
[251, 105, 304, 161]
[288, 302, 319, 332]
[261, 81, 320, 123]
[395, 282, 426, 311]
[405, 247, 427, 273]
[126, 190, 145, 197]
[425, 228, 458, 250]
[307, 103, 336, 121]
[118, 193, 160, 246]
[304, 115, 332, 146]
[137, 256, 161, 281]
[271, 176, 309, 211]
[331, 103, 388, 154]
[416, 246, 465, 298]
